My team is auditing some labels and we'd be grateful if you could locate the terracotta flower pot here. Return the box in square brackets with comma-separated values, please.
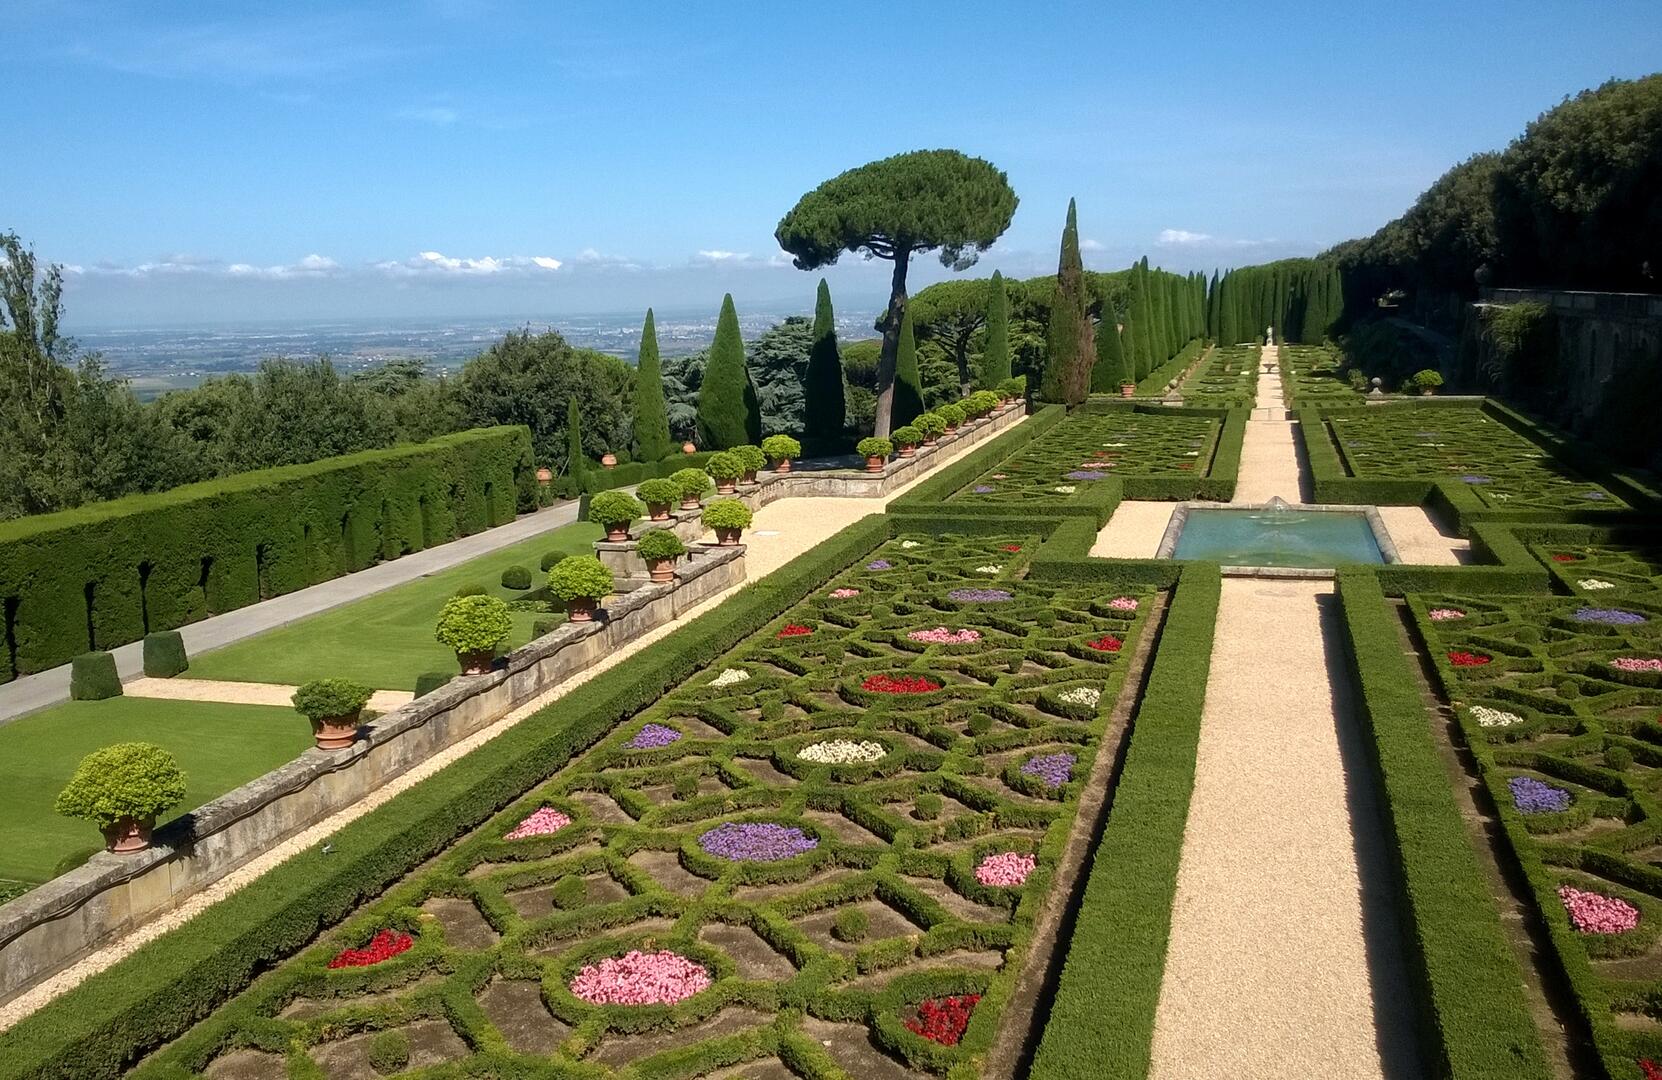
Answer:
[1120, 383, 1136, 398]
[648, 558, 677, 584]
[716, 479, 737, 494]
[457, 650, 496, 675]
[605, 523, 630, 542]
[741, 469, 758, 484]
[102, 816, 154, 854]
[944, 423, 958, 434]
[922, 434, 938, 446]
[716, 526, 743, 546]
[679, 495, 701, 510]
[898, 444, 917, 458]
[310, 710, 361, 751]
[567, 596, 599, 622]
[682, 441, 697, 454]
[1420, 388, 1435, 396]
[600, 453, 617, 468]
[535, 466, 553, 485]
[864, 454, 886, 473]
[648, 501, 672, 521]
[772, 458, 792, 473]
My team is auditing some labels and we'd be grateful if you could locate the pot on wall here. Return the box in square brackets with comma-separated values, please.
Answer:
[715, 526, 743, 546]
[864, 455, 885, 473]
[647, 501, 672, 521]
[600, 453, 617, 469]
[682, 441, 697, 454]
[715, 478, 737, 495]
[566, 596, 599, 622]
[648, 558, 677, 584]
[457, 650, 496, 676]
[310, 710, 361, 751]
[604, 523, 630, 542]
[535, 466, 553, 485]
[897, 444, 917, 458]
[1120, 383, 1136, 398]
[102, 816, 154, 854]
[771, 458, 792, 473]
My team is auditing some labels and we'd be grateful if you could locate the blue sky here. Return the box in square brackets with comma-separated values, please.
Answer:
[8, 0, 1661, 327]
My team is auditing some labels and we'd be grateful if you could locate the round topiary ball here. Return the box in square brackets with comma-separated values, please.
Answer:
[500, 564, 532, 590]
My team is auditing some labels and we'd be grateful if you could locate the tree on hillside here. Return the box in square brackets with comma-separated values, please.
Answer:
[697, 294, 760, 449]
[775, 149, 1017, 436]
[906, 278, 989, 395]
[748, 316, 814, 435]
[632, 309, 673, 461]
[803, 279, 846, 445]
[454, 330, 632, 466]
[892, 308, 925, 427]
[1039, 199, 1094, 404]
[980, 270, 1011, 389]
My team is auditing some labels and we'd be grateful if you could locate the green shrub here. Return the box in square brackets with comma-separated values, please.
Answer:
[637, 477, 680, 507]
[70, 652, 122, 700]
[731, 444, 767, 474]
[966, 715, 992, 736]
[672, 773, 700, 800]
[762, 434, 801, 463]
[413, 671, 452, 698]
[966, 389, 1001, 415]
[635, 528, 687, 561]
[1558, 679, 1581, 698]
[705, 451, 744, 482]
[452, 583, 487, 598]
[998, 376, 1026, 398]
[1412, 368, 1444, 391]
[54, 743, 187, 830]
[539, 550, 566, 572]
[499, 564, 532, 590]
[1606, 745, 1634, 771]
[892, 424, 922, 447]
[550, 874, 588, 910]
[1347, 369, 1369, 391]
[915, 412, 947, 437]
[587, 490, 643, 528]
[547, 555, 614, 602]
[141, 631, 188, 678]
[701, 498, 753, 531]
[857, 437, 893, 459]
[671, 467, 713, 502]
[913, 793, 942, 820]
[433, 594, 513, 654]
[937, 403, 967, 428]
[832, 906, 870, 942]
[366, 1029, 409, 1075]
[291, 678, 374, 722]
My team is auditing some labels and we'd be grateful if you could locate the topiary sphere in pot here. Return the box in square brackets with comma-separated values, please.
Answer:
[915, 412, 946, 442]
[891, 425, 922, 456]
[435, 594, 514, 674]
[671, 467, 713, 509]
[292, 678, 375, 750]
[731, 444, 767, 482]
[636, 528, 688, 583]
[547, 554, 614, 621]
[55, 742, 188, 853]
[705, 451, 744, 493]
[587, 490, 644, 542]
[762, 434, 801, 472]
[856, 436, 893, 473]
[637, 478, 680, 520]
[701, 497, 754, 545]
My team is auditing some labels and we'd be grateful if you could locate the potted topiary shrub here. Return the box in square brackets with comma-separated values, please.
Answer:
[435, 594, 514, 674]
[892, 425, 922, 457]
[637, 477, 680, 521]
[702, 498, 754, 545]
[706, 451, 744, 495]
[731, 444, 767, 484]
[587, 490, 644, 542]
[999, 376, 1026, 401]
[681, 440, 697, 454]
[1412, 369, 1444, 396]
[971, 389, 1002, 417]
[915, 412, 946, 445]
[599, 452, 617, 469]
[55, 742, 188, 853]
[762, 434, 802, 473]
[548, 554, 614, 621]
[937, 403, 965, 434]
[671, 467, 712, 510]
[856, 436, 893, 473]
[291, 678, 374, 750]
[636, 528, 688, 583]
[1120, 379, 1136, 398]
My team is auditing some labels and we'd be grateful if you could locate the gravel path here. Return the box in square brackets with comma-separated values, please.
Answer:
[1377, 504, 1470, 565]
[123, 677, 414, 712]
[1089, 502, 1175, 559]
[0, 416, 1024, 1032]
[1233, 346, 1309, 504]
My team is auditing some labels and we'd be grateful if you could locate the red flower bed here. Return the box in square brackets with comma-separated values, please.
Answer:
[1000, 544, 1022, 552]
[777, 623, 813, 638]
[1448, 650, 1492, 667]
[905, 993, 981, 1045]
[1641, 1059, 1662, 1080]
[862, 674, 942, 694]
[328, 929, 413, 969]
[1087, 635, 1123, 652]
[1551, 553, 1581, 563]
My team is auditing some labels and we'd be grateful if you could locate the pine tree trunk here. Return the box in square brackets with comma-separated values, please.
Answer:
[874, 253, 910, 439]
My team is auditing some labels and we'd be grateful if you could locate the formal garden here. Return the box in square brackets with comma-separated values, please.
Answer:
[1173, 345, 1259, 407]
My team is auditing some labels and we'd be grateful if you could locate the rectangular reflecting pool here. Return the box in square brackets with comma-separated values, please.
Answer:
[1168, 506, 1387, 568]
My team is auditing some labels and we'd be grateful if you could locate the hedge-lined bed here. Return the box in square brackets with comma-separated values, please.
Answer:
[1280, 343, 1369, 407]
[1409, 587, 1662, 1080]
[1177, 344, 1258, 407]
[1132, 337, 1207, 397]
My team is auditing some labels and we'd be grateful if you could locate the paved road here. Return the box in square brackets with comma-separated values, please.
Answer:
[0, 499, 581, 726]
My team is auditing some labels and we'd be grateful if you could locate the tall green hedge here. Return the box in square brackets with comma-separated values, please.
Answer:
[803, 278, 847, 445]
[697, 293, 761, 450]
[0, 427, 532, 683]
[631, 309, 673, 463]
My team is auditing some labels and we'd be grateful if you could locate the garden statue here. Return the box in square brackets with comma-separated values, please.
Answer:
[1265, 326, 1274, 346]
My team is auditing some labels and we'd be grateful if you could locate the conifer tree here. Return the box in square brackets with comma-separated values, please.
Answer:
[631, 309, 673, 462]
[697, 293, 761, 449]
[1091, 308, 1130, 392]
[1133, 260, 1156, 379]
[803, 279, 846, 444]
[979, 270, 1011, 389]
[893, 307, 925, 426]
[1040, 199, 1094, 405]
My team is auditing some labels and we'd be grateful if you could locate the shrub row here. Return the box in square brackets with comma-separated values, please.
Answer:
[0, 427, 533, 683]
[0, 515, 892, 1080]
[1131, 337, 1207, 397]
[887, 404, 1065, 509]
[1334, 570, 1550, 1078]
[1028, 564, 1220, 1078]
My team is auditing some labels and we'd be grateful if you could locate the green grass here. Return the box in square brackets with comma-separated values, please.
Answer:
[0, 697, 308, 885]
[185, 520, 602, 690]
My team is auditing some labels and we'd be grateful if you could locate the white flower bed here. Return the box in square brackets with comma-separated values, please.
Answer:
[798, 739, 886, 764]
[710, 668, 751, 687]
[1470, 705, 1524, 728]
[974, 565, 1002, 574]
[1579, 579, 1615, 591]
[1057, 686, 1101, 707]
[901, 540, 921, 548]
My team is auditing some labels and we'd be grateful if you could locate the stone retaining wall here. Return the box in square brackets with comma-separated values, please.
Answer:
[0, 545, 744, 1004]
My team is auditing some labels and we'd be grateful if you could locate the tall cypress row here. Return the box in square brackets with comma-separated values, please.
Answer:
[697, 293, 761, 449]
[1134, 260, 1156, 379]
[1091, 306, 1129, 392]
[980, 270, 1011, 389]
[893, 307, 925, 426]
[632, 309, 672, 462]
[803, 278, 846, 445]
[1041, 198, 1093, 405]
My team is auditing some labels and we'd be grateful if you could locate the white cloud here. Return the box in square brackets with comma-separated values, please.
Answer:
[694, 249, 748, 262]
[372, 250, 563, 277]
[1156, 229, 1214, 246]
[226, 253, 341, 279]
[397, 105, 460, 126]
[1079, 238, 1104, 252]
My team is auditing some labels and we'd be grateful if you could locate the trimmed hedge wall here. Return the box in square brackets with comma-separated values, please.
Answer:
[0, 514, 890, 1080]
[1335, 570, 1550, 1079]
[1029, 564, 1220, 1078]
[0, 427, 533, 684]
[1132, 337, 1207, 397]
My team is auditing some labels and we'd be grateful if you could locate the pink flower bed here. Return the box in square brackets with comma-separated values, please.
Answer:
[829, 588, 861, 599]
[504, 807, 572, 840]
[908, 626, 982, 644]
[975, 851, 1036, 887]
[1427, 608, 1465, 621]
[1559, 885, 1640, 934]
[1613, 657, 1662, 673]
[1107, 596, 1139, 611]
[569, 949, 712, 1005]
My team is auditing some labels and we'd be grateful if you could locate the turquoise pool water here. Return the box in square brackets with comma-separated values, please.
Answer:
[1172, 508, 1385, 568]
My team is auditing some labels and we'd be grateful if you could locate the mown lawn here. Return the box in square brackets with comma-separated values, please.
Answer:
[0, 697, 308, 886]
[186, 520, 601, 690]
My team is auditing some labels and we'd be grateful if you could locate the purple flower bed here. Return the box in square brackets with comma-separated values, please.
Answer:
[948, 588, 1013, 603]
[1584, 491, 1608, 501]
[1509, 776, 1572, 815]
[1064, 470, 1108, 481]
[1020, 752, 1077, 789]
[627, 723, 682, 749]
[1460, 475, 1490, 484]
[697, 822, 818, 862]
[1573, 607, 1647, 625]
[972, 484, 995, 494]
[867, 559, 892, 570]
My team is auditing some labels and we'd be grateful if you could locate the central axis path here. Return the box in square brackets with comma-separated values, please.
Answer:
[1148, 345, 1422, 1079]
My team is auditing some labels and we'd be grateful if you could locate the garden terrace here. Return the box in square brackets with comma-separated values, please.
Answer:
[1279, 343, 1368, 407]
[1176, 345, 1259, 407]
[117, 532, 1159, 1079]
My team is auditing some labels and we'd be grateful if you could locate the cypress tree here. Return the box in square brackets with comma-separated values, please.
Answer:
[980, 270, 1011, 388]
[1151, 269, 1172, 365]
[1041, 199, 1093, 405]
[562, 395, 585, 498]
[803, 278, 846, 445]
[632, 309, 672, 462]
[697, 293, 761, 449]
[893, 307, 925, 426]
[1162, 271, 1180, 359]
[1133, 261, 1156, 379]
[1091, 308, 1129, 392]
[1206, 270, 1220, 339]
